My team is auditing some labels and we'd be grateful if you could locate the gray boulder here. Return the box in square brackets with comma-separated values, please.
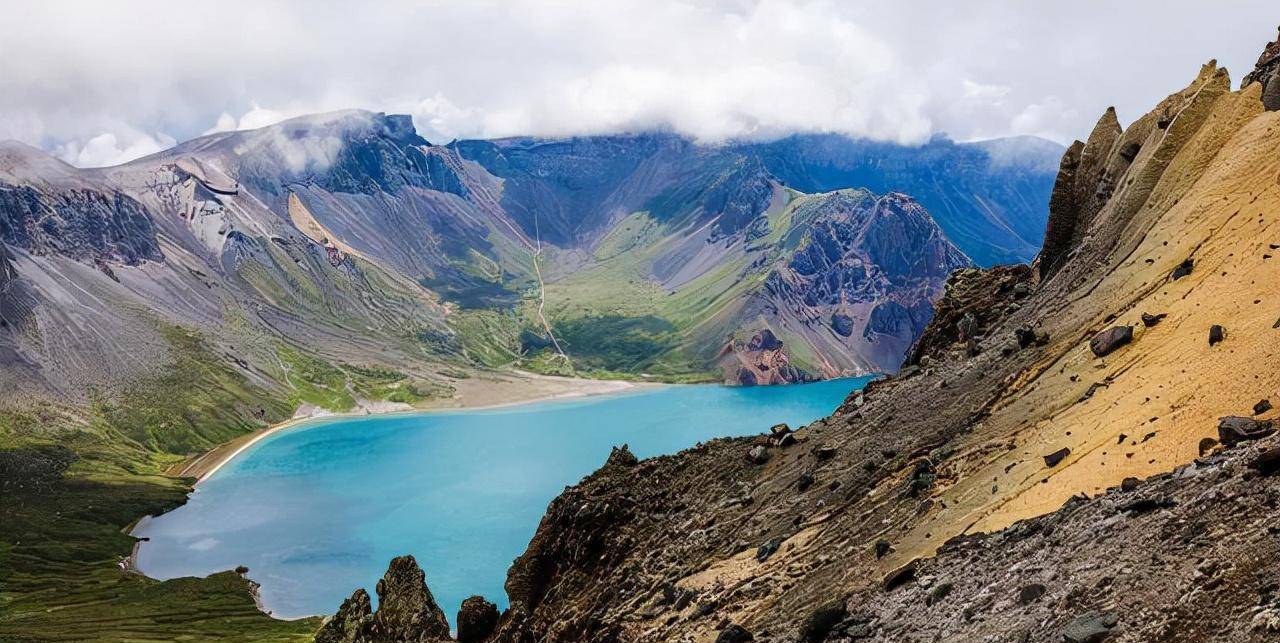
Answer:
[1089, 326, 1132, 357]
[1061, 611, 1118, 642]
[1217, 416, 1275, 446]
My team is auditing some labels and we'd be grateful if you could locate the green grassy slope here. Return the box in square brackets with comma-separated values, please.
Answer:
[0, 327, 330, 642]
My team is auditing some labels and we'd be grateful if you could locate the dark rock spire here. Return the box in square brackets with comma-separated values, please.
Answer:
[1242, 26, 1280, 110]
[315, 556, 452, 643]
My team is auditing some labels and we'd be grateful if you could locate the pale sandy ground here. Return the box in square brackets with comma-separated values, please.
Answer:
[167, 370, 654, 483]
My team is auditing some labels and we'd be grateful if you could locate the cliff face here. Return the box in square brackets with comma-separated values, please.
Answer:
[0, 184, 162, 267]
[332, 37, 1280, 642]
[753, 134, 1060, 266]
[720, 189, 969, 383]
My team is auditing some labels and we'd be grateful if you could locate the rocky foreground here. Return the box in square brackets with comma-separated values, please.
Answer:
[314, 30, 1280, 643]
[322, 429, 1280, 642]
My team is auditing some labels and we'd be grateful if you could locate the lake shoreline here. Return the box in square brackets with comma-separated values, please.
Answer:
[172, 372, 659, 485]
[134, 376, 868, 621]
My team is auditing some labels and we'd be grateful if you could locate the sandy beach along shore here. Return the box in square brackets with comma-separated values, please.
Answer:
[167, 371, 654, 484]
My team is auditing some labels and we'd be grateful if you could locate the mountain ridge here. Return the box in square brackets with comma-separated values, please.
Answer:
[2, 113, 1052, 386]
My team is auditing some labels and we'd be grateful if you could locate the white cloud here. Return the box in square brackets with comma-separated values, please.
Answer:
[0, 0, 1276, 166]
[962, 80, 1012, 103]
[412, 94, 482, 143]
[56, 129, 175, 168]
[1010, 97, 1079, 141]
[203, 104, 302, 135]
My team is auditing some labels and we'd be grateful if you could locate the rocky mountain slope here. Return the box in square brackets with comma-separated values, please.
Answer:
[455, 132, 1058, 268]
[0, 135, 459, 407]
[3, 112, 1051, 391]
[444, 131, 1053, 378]
[453, 133, 1041, 380]
[542, 186, 969, 383]
[316, 32, 1280, 642]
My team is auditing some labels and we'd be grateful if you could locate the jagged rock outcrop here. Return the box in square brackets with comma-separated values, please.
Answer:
[717, 189, 970, 382]
[905, 264, 1032, 365]
[605, 444, 640, 467]
[316, 556, 452, 643]
[370, 556, 452, 642]
[1039, 107, 1123, 279]
[1242, 26, 1280, 110]
[0, 182, 162, 265]
[314, 589, 373, 643]
[455, 596, 499, 643]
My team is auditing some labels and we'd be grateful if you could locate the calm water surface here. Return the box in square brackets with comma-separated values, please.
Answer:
[134, 377, 869, 619]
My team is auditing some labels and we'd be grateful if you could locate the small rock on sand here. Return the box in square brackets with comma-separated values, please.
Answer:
[1140, 312, 1167, 327]
[1044, 447, 1071, 467]
[1171, 258, 1194, 280]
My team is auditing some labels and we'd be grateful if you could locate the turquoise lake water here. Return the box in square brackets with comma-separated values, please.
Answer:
[133, 377, 869, 620]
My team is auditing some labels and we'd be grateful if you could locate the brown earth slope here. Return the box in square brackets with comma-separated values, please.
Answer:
[316, 35, 1280, 643]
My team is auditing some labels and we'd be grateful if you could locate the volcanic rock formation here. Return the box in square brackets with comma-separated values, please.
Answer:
[717, 189, 970, 382]
[322, 35, 1280, 642]
[1242, 26, 1280, 110]
[316, 556, 456, 643]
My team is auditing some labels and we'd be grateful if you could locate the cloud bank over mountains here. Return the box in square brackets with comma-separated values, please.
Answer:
[2, 0, 1275, 167]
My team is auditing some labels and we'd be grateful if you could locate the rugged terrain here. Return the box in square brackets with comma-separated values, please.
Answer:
[315, 33, 1280, 642]
[1, 114, 1054, 395]
[547, 187, 969, 383]
[0, 101, 1052, 638]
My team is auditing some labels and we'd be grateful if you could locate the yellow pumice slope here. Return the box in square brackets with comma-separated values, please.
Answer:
[892, 64, 1280, 563]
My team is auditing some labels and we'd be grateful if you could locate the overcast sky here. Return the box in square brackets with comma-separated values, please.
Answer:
[2, 1, 1276, 167]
